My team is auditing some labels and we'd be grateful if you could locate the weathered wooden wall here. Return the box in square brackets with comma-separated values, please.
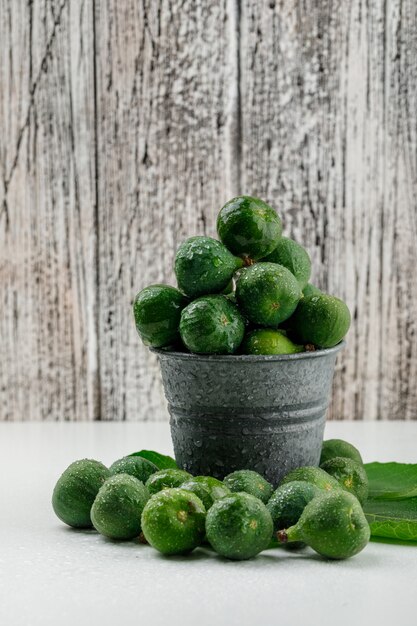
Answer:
[1, 0, 416, 421]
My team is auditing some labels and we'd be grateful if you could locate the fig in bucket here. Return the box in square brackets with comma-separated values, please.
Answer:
[174, 236, 243, 298]
[262, 237, 311, 290]
[302, 283, 322, 297]
[217, 196, 282, 261]
[133, 285, 188, 348]
[240, 328, 303, 355]
[179, 295, 245, 354]
[291, 293, 351, 349]
[236, 263, 303, 327]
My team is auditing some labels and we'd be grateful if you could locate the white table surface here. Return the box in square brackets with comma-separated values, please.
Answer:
[1, 421, 416, 626]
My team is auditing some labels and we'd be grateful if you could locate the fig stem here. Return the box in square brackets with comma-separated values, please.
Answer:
[305, 343, 316, 352]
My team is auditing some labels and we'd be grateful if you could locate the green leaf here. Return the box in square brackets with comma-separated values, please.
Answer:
[364, 497, 417, 541]
[365, 462, 417, 499]
[370, 536, 417, 547]
[128, 449, 178, 470]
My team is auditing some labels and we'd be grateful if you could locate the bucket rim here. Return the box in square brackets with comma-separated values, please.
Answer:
[151, 340, 345, 363]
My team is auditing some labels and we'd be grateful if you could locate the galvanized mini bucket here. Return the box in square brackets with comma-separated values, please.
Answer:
[153, 343, 344, 486]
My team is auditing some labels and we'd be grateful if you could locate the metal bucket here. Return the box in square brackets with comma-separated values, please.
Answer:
[153, 343, 344, 486]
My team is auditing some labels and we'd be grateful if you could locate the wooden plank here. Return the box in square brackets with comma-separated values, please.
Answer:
[95, 0, 239, 420]
[239, 0, 417, 420]
[2, 0, 416, 423]
[0, 1, 98, 420]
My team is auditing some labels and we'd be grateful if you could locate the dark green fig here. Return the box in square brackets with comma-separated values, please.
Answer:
[236, 263, 303, 327]
[321, 457, 369, 505]
[206, 492, 274, 560]
[133, 284, 188, 348]
[91, 474, 150, 540]
[267, 480, 322, 532]
[223, 470, 273, 504]
[175, 236, 243, 298]
[291, 293, 351, 348]
[180, 480, 215, 510]
[189, 476, 231, 500]
[263, 237, 311, 290]
[279, 466, 341, 493]
[179, 295, 245, 354]
[109, 456, 158, 484]
[52, 459, 110, 528]
[302, 283, 321, 297]
[320, 439, 363, 466]
[277, 491, 370, 560]
[217, 196, 282, 261]
[145, 468, 192, 495]
[141, 488, 206, 555]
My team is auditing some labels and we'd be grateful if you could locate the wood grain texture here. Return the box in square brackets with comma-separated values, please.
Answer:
[239, 0, 417, 421]
[1, 0, 416, 421]
[0, 1, 99, 420]
[95, 0, 239, 420]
